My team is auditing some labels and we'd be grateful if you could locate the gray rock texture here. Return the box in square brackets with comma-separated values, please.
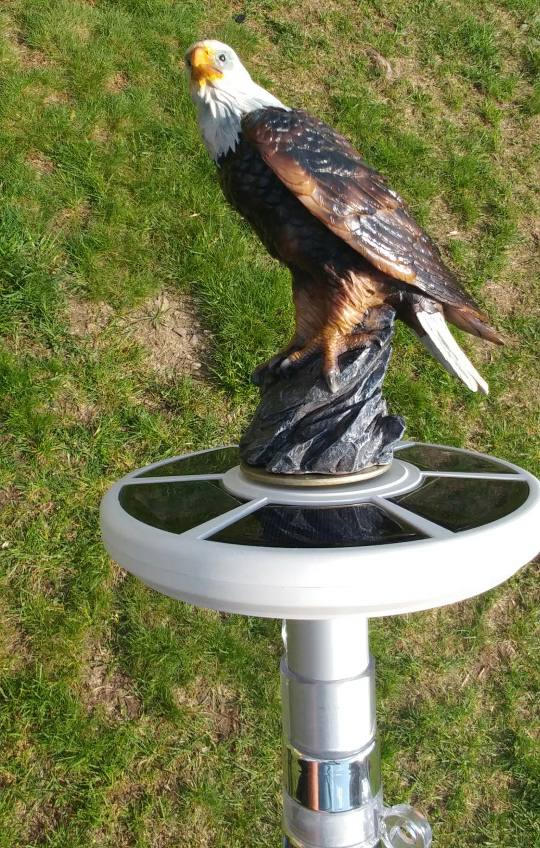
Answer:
[240, 321, 406, 476]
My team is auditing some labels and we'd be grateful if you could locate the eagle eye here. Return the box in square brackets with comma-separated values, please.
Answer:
[218, 53, 227, 63]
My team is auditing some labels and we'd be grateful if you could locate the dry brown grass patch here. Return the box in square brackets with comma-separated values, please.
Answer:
[161, 35, 179, 51]
[22, 799, 63, 845]
[0, 485, 20, 511]
[172, 803, 216, 848]
[484, 589, 520, 632]
[25, 151, 55, 175]
[214, 11, 329, 112]
[459, 639, 518, 690]
[392, 58, 484, 132]
[386, 598, 526, 709]
[73, 24, 92, 42]
[54, 393, 96, 426]
[174, 676, 241, 740]
[487, 219, 540, 321]
[497, 374, 540, 416]
[81, 646, 142, 721]
[8, 29, 51, 69]
[90, 123, 111, 145]
[49, 200, 90, 235]
[284, 0, 344, 20]
[2, 329, 52, 363]
[105, 71, 129, 93]
[0, 596, 31, 672]
[511, 686, 539, 740]
[483, 279, 522, 319]
[44, 89, 70, 106]
[463, 769, 518, 817]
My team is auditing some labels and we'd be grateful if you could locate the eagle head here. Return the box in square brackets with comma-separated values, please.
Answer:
[185, 40, 286, 161]
[185, 41, 252, 102]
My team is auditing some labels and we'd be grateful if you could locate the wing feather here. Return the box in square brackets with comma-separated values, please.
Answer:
[242, 107, 483, 313]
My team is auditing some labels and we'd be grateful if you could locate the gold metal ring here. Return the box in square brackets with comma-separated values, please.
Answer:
[239, 461, 392, 488]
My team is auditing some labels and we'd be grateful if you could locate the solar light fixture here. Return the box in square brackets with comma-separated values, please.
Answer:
[100, 442, 540, 848]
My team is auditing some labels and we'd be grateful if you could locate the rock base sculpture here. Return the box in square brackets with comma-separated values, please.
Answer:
[240, 311, 406, 477]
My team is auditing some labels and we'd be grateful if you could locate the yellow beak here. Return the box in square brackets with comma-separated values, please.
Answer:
[189, 46, 223, 85]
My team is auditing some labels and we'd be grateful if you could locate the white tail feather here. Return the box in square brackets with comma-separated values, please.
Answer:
[414, 310, 489, 395]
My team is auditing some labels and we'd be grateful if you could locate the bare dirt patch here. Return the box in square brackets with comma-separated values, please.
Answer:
[174, 677, 241, 740]
[81, 646, 141, 721]
[66, 291, 209, 374]
[118, 292, 209, 374]
[108, 781, 146, 808]
[66, 296, 113, 338]
[25, 151, 55, 175]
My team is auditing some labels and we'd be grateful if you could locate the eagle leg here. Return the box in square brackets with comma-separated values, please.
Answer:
[280, 327, 377, 393]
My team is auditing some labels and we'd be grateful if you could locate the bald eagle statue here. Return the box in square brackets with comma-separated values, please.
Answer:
[186, 40, 502, 398]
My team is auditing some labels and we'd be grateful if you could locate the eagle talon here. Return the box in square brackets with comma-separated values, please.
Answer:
[279, 356, 296, 378]
[251, 367, 264, 387]
[252, 337, 306, 385]
[324, 368, 341, 394]
[252, 355, 284, 385]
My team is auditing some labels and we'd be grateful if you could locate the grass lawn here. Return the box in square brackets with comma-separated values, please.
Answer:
[0, 0, 539, 845]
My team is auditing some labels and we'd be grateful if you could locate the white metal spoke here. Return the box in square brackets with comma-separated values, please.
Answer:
[422, 471, 526, 481]
[181, 497, 268, 540]
[123, 474, 224, 485]
[374, 496, 454, 539]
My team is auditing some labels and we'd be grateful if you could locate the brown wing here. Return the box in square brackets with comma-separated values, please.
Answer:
[242, 108, 483, 314]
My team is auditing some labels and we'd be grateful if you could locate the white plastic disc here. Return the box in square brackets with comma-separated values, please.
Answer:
[100, 442, 540, 619]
